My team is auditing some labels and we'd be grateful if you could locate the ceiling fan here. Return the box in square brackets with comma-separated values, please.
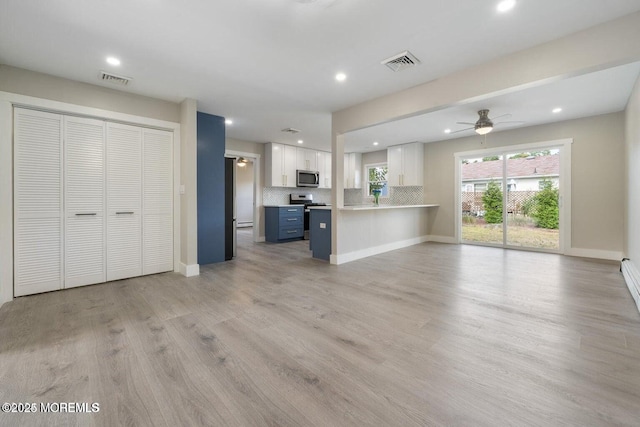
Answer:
[452, 109, 524, 135]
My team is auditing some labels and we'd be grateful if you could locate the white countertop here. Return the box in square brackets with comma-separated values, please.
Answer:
[308, 206, 332, 210]
[264, 205, 303, 208]
[340, 204, 439, 211]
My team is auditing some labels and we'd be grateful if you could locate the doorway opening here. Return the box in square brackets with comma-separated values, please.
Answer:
[225, 150, 262, 259]
[455, 139, 571, 253]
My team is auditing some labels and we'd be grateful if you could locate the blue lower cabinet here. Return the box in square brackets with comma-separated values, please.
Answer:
[265, 206, 304, 242]
[310, 209, 331, 261]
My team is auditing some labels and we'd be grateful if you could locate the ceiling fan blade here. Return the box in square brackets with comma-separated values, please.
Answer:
[490, 113, 512, 121]
[456, 121, 475, 125]
[450, 127, 474, 134]
[495, 120, 525, 125]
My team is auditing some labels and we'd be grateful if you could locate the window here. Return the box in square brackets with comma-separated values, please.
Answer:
[474, 183, 487, 192]
[365, 163, 388, 197]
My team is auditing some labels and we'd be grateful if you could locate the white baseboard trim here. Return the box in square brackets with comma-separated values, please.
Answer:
[621, 259, 640, 313]
[179, 263, 200, 277]
[332, 235, 429, 265]
[427, 235, 458, 244]
[565, 248, 624, 261]
[257, 236, 266, 243]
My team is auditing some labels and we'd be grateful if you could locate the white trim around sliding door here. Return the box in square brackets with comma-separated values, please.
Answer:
[454, 138, 572, 254]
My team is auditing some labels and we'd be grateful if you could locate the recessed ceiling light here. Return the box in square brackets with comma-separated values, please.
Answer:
[373, 141, 379, 146]
[335, 72, 347, 82]
[106, 56, 121, 66]
[298, 140, 303, 144]
[444, 129, 451, 134]
[552, 107, 563, 114]
[225, 119, 233, 125]
[497, 0, 516, 13]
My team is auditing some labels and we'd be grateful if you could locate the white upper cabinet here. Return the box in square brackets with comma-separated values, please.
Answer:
[344, 152, 362, 189]
[387, 142, 424, 186]
[296, 147, 319, 171]
[13, 109, 64, 296]
[266, 142, 297, 187]
[317, 151, 332, 188]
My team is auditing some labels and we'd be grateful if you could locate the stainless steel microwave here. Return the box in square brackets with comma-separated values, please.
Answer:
[296, 170, 320, 187]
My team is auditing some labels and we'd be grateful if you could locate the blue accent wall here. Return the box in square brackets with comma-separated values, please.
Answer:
[197, 112, 226, 265]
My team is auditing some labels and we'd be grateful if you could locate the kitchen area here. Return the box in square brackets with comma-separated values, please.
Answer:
[261, 140, 438, 264]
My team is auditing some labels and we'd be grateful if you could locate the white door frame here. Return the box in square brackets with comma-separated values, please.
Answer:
[454, 138, 572, 253]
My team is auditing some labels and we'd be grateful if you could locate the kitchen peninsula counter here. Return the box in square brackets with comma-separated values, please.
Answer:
[340, 204, 438, 211]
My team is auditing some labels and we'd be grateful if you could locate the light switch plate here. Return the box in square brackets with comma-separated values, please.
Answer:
[320, 223, 326, 229]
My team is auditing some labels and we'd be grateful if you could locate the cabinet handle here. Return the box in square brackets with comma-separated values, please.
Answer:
[287, 209, 297, 212]
[287, 218, 297, 221]
[287, 230, 298, 234]
[116, 211, 134, 215]
[75, 213, 97, 216]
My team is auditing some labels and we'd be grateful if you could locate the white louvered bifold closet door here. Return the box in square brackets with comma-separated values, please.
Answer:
[106, 123, 142, 281]
[13, 109, 64, 297]
[64, 116, 106, 288]
[143, 129, 173, 275]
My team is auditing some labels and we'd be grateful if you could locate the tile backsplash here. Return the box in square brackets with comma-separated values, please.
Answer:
[345, 186, 424, 206]
[263, 186, 424, 206]
[263, 187, 331, 205]
[390, 186, 424, 205]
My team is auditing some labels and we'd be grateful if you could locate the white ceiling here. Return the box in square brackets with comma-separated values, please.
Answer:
[1, 0, 640, 151]
[344, 61, 640, 152]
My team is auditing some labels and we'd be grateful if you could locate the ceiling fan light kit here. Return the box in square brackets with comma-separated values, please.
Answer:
[474, 109, 494, 134]
[451, 109, 523, 135]
[475, 125, 493, 135]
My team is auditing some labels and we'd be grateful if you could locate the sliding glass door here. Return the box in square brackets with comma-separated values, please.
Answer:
[458, 142, 567, 252]
[460, 155, 504, 245]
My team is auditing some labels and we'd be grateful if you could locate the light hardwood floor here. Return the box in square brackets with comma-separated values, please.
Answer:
[1, 229, 639, 426]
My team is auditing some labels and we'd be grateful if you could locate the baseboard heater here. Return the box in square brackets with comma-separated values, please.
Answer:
[621, 258, 640, 313]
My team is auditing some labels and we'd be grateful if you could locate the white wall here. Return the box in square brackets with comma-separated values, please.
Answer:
[625, 74, 640, 267]
[0, 65, 179, 122]
[180, 98, 199, 275]
[236, 162, 254, 225]
[362, 150, 387, 165]
[425, 113, 625, 258]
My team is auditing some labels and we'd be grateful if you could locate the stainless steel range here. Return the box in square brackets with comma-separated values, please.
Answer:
[289, 193, 326, 240]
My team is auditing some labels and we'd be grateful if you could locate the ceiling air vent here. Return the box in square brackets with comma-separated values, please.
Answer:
[381, 50, 421, 72]
[281, 127, 301, 134]
[99, 71, 132, 86]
